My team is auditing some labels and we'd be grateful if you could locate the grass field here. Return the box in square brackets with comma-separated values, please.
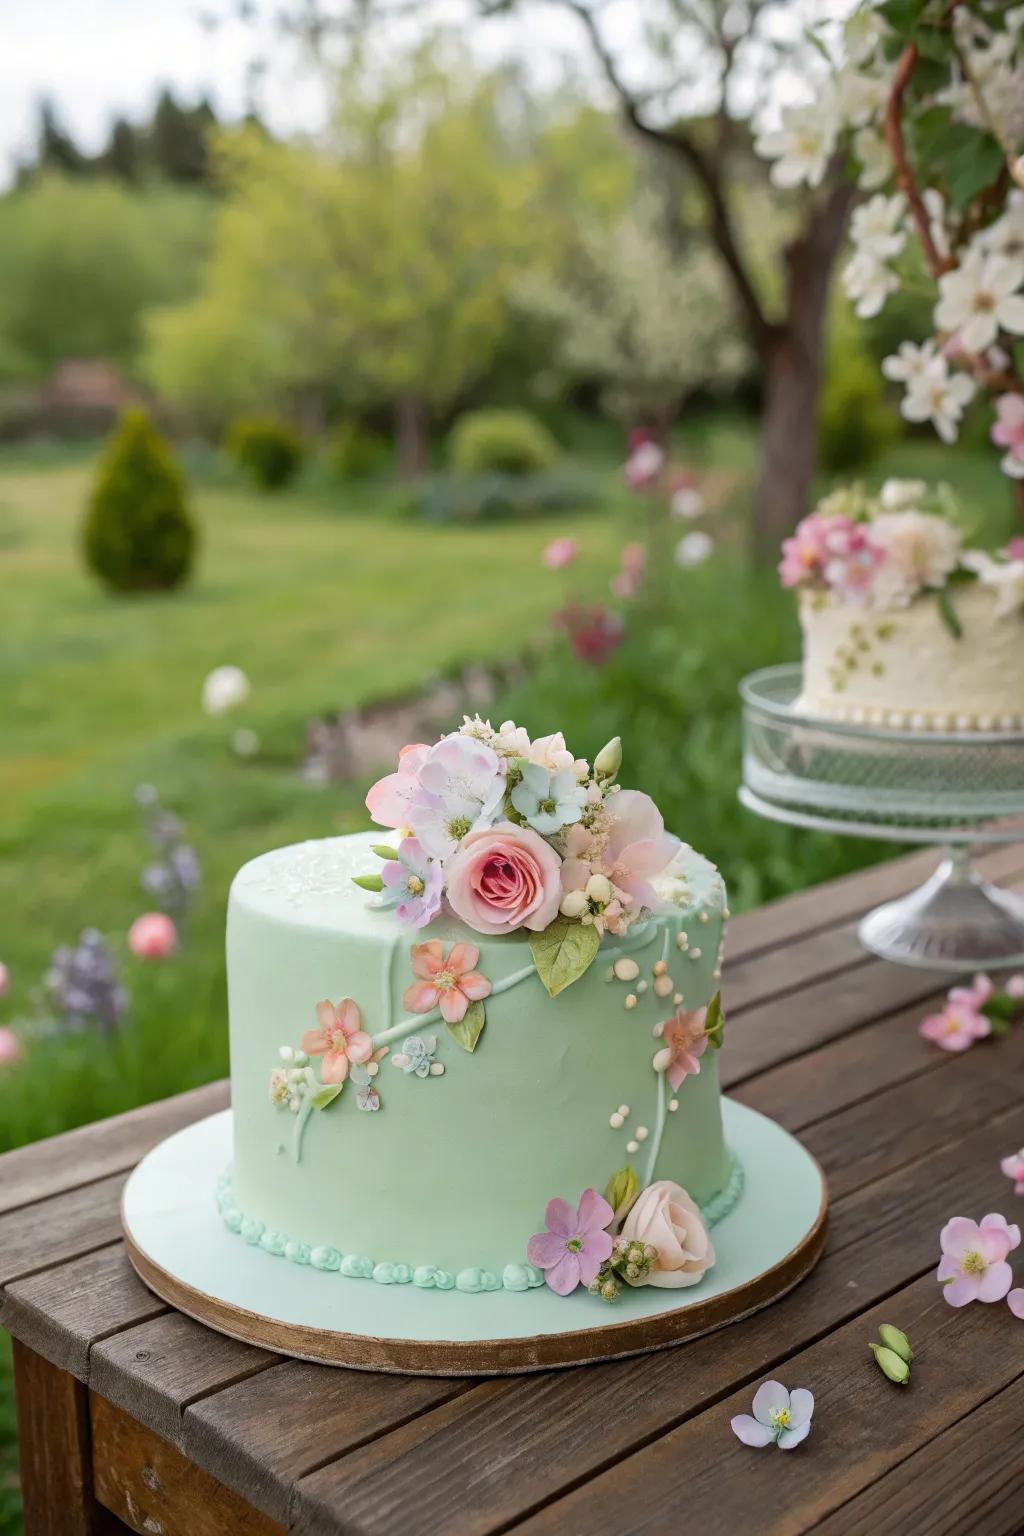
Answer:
[0, 420, 1018, 1533]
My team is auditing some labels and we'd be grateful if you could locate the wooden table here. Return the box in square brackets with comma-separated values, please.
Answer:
[4, 843, 1024, 1536]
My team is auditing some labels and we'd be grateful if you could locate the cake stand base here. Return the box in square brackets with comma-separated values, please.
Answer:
[858, 848, 1024, 971]
[122, 1101, 826, 1376]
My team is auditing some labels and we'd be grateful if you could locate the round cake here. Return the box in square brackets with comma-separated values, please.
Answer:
[781, 480, 1024, 732]
[219, 719, 737, 1304]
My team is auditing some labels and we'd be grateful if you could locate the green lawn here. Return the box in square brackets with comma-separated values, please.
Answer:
[0, 422, 1018, 1535]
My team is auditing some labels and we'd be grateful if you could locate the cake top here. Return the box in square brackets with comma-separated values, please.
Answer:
[779, 478, 1024, 629]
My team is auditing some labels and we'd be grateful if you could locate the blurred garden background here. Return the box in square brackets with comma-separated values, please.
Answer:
[1, 1, 1022, 1528]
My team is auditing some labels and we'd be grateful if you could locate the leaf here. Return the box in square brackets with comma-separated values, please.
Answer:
[704, 990, 725, 1050]
[945, 126, 1004, 209]
[528, 917, 602, 998]
[936, 587, 963, 640]
[604, 1165, 640, 1221]
[446, 999, 486, 1053]
[310, 1082, 343, 1111]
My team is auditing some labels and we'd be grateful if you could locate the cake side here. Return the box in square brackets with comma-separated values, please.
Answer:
[225, 832, 732, 1291]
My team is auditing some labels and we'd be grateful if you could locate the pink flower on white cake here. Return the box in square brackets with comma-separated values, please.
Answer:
[403, 940, 492, 1024]
[445, 822, 562, 935]
[302, 998, 374, 1084]
[365, 743, 430, 829]
[618, 1180, 715, 1288]
[779, 512, 834, 588]
[869, 511, 962, 607]
[821, 520, 887, 605]
[409, 736, 507, 861]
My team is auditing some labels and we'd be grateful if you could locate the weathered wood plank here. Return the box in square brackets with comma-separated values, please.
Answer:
[0, 1245, 166, 1379]
[811, 1372, 1024, 1536]
[507, 1273, 1023, 1536]
[90, 1312, 278, 1451]
[0, 1080, 229, 1216]
[181, 1360, 473, 1526]
[287, 1099, 1024, 1536]
[0, 1172, 127, 1289]
[91, 1391, 285, 1536]
[12, 1340, 118, 1536]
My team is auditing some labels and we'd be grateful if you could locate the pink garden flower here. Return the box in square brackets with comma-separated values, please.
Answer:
[610, 542, 647, 600]
[919, 997, 991, 1052]
[543, 537, 579, 570]
[937, 1213, 1020, 1306]
[992, 393, 1024, 477]
[365, 743, 430, 830]
[553, 603, 625, 666]
[127, 912, 178, 960]
[445, 822, 562, 935]
[302, 998, 374, 1085]
[403, 940, 492, 1024]
[527, 1188, 614, 1295]
[659, 1007, 709, 1091]
[623, 435, 665, 491]
[0, 1027, 21, 1068]
[1001, 1150, 1024, 1196]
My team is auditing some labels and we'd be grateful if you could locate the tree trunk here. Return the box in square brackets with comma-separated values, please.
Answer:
[394, 392, 429, 481]
[752, 181, 856, 561]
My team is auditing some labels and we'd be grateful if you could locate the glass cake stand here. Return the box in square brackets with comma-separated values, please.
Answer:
[739, 664, 1024, 971]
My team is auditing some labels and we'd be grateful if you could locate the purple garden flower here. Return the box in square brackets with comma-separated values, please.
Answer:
[380, 838, 444, 929]
[527, 1189, 614, 1295]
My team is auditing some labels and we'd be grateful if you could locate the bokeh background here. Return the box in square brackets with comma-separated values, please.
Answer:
[0, 2, 1020, 1529]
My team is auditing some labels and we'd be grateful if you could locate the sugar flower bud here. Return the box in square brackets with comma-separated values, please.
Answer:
[586, 872, 614, 905]
[594, 736, 622, 780]
[877, 1324, 912, 1363]
[560, 889, 589, 919]
[869, 1343, 910, 1385]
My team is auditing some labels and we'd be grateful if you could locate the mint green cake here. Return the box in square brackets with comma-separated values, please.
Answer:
[221, 721, 739, 1304]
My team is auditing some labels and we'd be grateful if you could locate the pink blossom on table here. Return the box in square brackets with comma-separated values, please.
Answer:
[660, 1006, 709, 1091]
[779, 511, 835, 588]
[948, 973, 994, 1011]
[0, 1027, 21, 1068]
[1005, 973, 1024, 999]
[1001, 1149, 1024, 1195]
[918, 997, 991, 1052]
[937, 1213, 1020, 1306]
[365, 743, 430, 830]
[302, 998, 374, 1085]
[409, 736, 507, 861]
[619, 1180, 715, 1289]
[543, 537, 579, 570]
[1008, 1289, 1024, 1319]
[526, 1188, 614, 1295]
[561, 790, 680, 919]
[445, 822, 562, 936]
[992, 393, 1024, 478]
[731, 1382, 814, 1450]
[380, 838, 443, 929]
[403, 939, 492, 1025]
[822, 519, 888, 605]
[0, 962, 8, 999]
[127, 912, 178, 960]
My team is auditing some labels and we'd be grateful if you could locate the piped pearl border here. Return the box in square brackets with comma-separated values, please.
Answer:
[215, 1155, 745, 1295]
[801, 696, 1024, 733]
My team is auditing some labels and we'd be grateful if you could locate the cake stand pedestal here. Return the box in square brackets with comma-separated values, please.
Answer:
[740, 664, 1024, 971]
[122, 1102, 826, 1376]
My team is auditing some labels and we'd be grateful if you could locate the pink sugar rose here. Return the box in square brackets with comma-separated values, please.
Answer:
[128, 912, 178, 959]
[937, 1213, 1020, 1306]
[302, 998, 374, 1085]
[365, 743, 430, 830]
[403, 939, 492, 1024]
[527, 1188, 614, 1295]
[619, 1180, 714, 1288]
[445, 822, 562, 936]
[543, 537, 579, 570]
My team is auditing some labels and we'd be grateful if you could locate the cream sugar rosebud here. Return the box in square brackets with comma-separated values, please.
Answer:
[594, 736, 622, 781]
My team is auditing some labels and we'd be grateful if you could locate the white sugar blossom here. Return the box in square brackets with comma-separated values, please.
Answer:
[900, 363, 976, 444]
[869, 511, 963, 607]
[934, 251, 1024, 355]
[962, 551, 1024, 617]
[878, 478, 928, 512]
[843, 6, 890, 66]
[202, 665, 251, 717]
[675, 531, 714, 568]
[977, 192, 1024, 263]
[836, 62, 892, 129]
[842, 249, 899, 319]
[755, 102, 838, 189]
[850, 193, 907, 261]
[922, 189, 951, 260]
[853, 126, 890, 190]
[882, 339, 943, 387]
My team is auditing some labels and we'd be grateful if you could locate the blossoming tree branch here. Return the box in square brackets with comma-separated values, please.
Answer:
[756, 0, 1024, 518]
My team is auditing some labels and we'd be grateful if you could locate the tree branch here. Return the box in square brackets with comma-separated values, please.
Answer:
[884, 40, 954, 279]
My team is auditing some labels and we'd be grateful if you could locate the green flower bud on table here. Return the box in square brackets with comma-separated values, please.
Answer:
[869, 1342, 910, 1385]
[877, 1323, 912, 1363]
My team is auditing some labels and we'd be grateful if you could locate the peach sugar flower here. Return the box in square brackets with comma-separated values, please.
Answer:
[403, 941, 492, 1025]
[302, 998, 374, 1084]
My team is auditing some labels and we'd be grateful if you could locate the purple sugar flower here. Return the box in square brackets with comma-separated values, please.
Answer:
[527, 1189, 614, 1295]
[380, 838, 443, 929]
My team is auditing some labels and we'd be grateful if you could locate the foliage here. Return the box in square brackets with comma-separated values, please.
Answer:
[82, 409, 196, 591]
[329, 419, 390, 481]
[820, 304, 900, 473]
[412, 470, 593, 524]
[16, 89, 230, 188]
[227, 415, 305, 490]
[0, 176, 211, 384]
[516, 193, 749, 425]
[448, 408, 558, 477]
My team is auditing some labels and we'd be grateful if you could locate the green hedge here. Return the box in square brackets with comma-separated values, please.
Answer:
[82, 408, 196, 592]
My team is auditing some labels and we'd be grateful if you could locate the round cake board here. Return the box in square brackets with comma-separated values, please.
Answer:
[122, 1098, 827, 1376]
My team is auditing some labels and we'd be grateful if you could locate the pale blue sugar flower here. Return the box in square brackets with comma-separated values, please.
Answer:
[511, 762, 587, 836]
[731, 1381, 814, 1450]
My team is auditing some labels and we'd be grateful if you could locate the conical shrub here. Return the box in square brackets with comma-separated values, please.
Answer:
[83, 408, 196, 592]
